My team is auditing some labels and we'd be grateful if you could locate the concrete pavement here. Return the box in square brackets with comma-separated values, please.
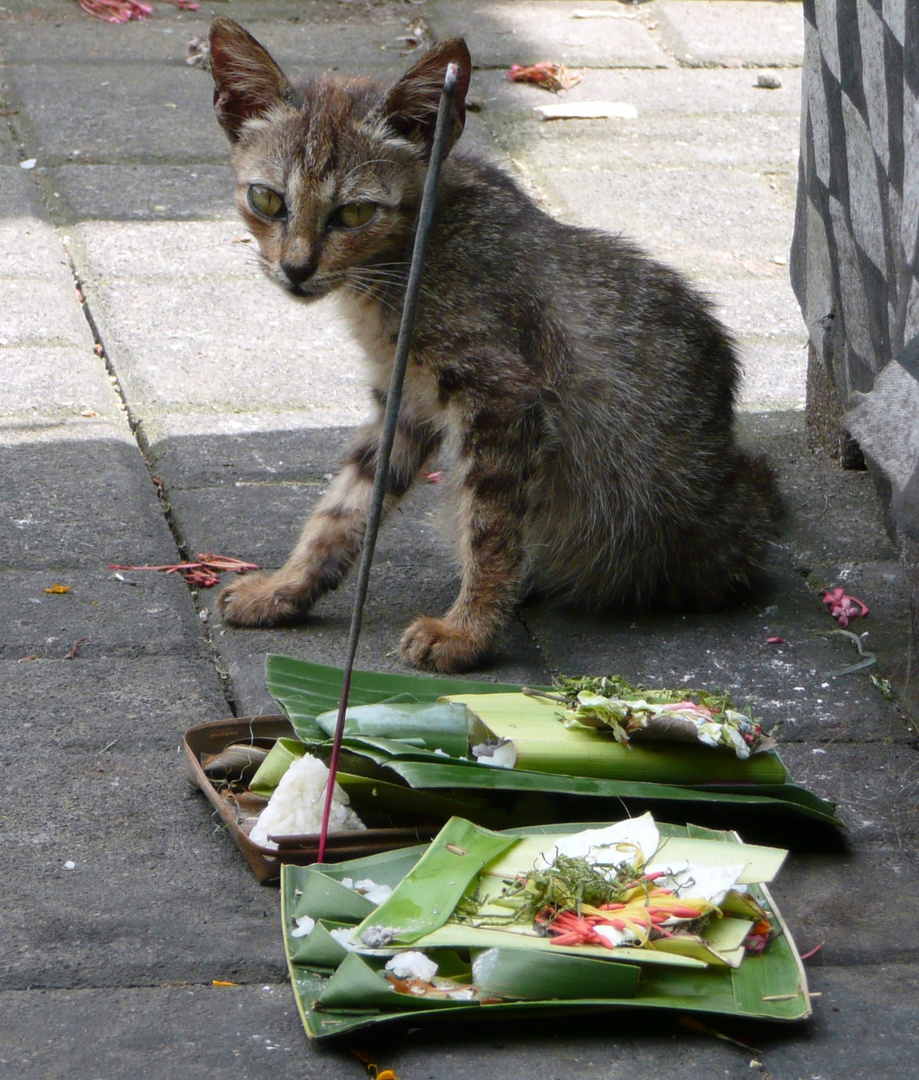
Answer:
[1, 2, 917, 1078]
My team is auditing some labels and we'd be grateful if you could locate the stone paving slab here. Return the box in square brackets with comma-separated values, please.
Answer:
[69, 220, 255, 281]
[166, 479, 336, 574]
[0, 1, 422, 63]
[501, 154, 795, 257]
[1, 656, 279, 993]
[709, 273, 804, 340]
[475, 63, 802, 119]
[656, 0, 805, 68]
[0, 347, 125, 427]
[0, 570, 205, 660]
[1, 961, 916, 1080]
[429, 0, 669, 69]
[81, 280, 367, 430]
[0, 438, 179, 569]
[148, 426, 353, 491]
[0, 165, 69, 269]
[46, 163, 236, 223]
[479, 72, 802, 164]
[491, 108, 800, 204]
[744, 413, 896, 566]
[1, 280, 93, 349]
[0, 98, 16, 161]
[4, 62, 222, 166]
[780, 743, 919, 844]
[0, 984, 310, 1080]
[777, 838, 919, 959]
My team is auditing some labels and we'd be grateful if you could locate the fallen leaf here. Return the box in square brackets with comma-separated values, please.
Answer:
[44, 583, 71, 595]
[508, 61, 582, 92]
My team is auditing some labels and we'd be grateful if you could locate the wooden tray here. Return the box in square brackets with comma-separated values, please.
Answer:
[183, 716, 434, 883]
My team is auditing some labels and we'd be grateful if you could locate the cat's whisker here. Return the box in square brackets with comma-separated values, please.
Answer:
[346, 266, 410, 288]
[348, 269, 409, 288]
[343, 277, 402, 315]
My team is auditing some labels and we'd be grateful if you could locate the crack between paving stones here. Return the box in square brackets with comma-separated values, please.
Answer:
[12, 151, 243, 717]
[74, 265, 242, 717]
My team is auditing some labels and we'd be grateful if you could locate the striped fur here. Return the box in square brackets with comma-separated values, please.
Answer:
[209, 20, 781, 672]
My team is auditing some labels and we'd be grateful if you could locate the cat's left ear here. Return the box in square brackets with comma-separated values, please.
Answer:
[382, 39, 472, 155]
[208, 17, 292, 143]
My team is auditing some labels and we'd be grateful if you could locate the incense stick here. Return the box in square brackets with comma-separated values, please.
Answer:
[317, 63, 459, 862]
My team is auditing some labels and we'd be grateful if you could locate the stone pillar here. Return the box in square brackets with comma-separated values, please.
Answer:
[791, 0, 919, 525]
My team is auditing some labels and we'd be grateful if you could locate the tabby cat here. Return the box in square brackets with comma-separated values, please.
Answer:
[207, 18, 781, 673]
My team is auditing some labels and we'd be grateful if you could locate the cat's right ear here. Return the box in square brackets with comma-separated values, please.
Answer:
[208, 18, 292, 143]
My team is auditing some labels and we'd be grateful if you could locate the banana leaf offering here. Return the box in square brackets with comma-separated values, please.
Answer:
[257, 655, 841, 831]
[281, 815, 812, 1039]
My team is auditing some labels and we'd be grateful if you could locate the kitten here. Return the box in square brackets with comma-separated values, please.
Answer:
[207, 18, 781, 674]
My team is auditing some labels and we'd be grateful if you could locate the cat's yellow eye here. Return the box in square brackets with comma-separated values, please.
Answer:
[247, 184, 286, 219]
[330, 202, 376, 230]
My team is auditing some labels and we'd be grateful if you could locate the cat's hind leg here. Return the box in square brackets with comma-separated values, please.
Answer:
[218, 415, 439, 626]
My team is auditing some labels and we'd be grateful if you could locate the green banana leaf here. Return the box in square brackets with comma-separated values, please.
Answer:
[452, 691, 788, 784]
[351, 818, 518, 945]
[265, 654, 522, 742]
[288, 920, 352, 969]
[280, 819, 812, 1040]
[472, 947, 642, 1001]
[249, 737, 307, 797]
[313, 701, 470, 757]
[264, 655, 842, 827]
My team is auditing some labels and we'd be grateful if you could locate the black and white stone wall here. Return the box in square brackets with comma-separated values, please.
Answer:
[791, 0, 919, 537]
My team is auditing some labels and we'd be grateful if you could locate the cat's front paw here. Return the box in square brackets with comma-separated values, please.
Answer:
[400, 615, 493, 673]
[218, 572, 313, 627]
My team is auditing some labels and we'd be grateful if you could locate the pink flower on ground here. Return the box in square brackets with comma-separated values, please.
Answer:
[823, 586, 869, 628]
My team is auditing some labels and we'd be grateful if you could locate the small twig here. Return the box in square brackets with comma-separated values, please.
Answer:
[66, 637, 87, 660]
[521, 686, 567, 703]
[799, 941, 824, 961]
[107, 552, 258, 588]
[828, 628, 869, 654]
